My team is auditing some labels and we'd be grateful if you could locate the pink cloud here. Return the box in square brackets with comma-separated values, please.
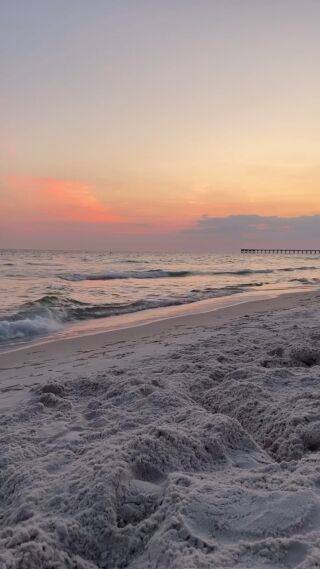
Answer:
[2, 175, 124, 224]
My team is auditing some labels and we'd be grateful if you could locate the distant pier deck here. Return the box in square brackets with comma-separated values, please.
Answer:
[241, 249, 320, 255]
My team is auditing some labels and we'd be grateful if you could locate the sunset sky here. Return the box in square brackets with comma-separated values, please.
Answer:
[1, 0, 320, 251]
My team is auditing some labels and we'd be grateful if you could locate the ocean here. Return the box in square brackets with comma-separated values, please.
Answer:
[1, 248, 320, 348]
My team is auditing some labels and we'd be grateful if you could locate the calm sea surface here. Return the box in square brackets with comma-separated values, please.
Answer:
[1, 249, 320, 348]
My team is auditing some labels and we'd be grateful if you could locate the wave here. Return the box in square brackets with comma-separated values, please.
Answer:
[289, 277, 320, 284]
[279, 266, 318, 272]
[0, 284, 257, 344]
[58, 268, 275, 282]
[58, 265, 319, 282]
[124, 259, 150, 264]
[0, 315, 61, 342]
[58, 269, 194, 281]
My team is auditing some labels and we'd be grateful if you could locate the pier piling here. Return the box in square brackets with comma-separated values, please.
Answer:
[241, 249, 320, 255]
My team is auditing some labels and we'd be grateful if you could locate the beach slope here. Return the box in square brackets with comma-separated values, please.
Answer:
[1, 290, 320, 568]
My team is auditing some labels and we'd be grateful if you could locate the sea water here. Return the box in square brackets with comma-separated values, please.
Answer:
[1, 249, 320, 347]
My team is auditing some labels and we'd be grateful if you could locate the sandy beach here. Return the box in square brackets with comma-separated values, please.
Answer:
[1, 289, 320, 568]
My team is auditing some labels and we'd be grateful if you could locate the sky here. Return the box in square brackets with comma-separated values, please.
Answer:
[1, 0, 320, 252]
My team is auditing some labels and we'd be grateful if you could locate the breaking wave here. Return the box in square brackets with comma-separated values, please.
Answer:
[58, 266, 318, 282]
[0, 315, 61, 342]
[59, 270, 195, 281]
[0, 284, 258, 344]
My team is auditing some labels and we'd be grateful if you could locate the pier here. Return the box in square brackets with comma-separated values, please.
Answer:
[241, 249, 320, 255]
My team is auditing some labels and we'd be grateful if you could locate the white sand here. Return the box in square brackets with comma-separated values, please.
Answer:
[1, 289, 320, 568]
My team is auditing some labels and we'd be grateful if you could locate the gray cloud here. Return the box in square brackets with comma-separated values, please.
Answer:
[181, 214, 320, 252]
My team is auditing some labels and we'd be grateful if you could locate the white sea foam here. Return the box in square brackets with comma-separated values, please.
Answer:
[0, 315, 61, 341]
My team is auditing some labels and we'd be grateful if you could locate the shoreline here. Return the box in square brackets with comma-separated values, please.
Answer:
[0, 287, 319, 411]
[0, 284, 316, 358]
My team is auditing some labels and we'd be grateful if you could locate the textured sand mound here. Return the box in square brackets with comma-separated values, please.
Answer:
[1, 296, 320, 567]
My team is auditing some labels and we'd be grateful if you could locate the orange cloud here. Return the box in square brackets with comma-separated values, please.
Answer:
[2, 175, 123, 224]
